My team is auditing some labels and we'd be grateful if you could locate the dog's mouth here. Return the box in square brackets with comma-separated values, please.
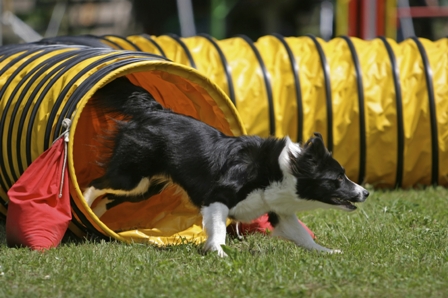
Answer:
[331, 197, 357, 211]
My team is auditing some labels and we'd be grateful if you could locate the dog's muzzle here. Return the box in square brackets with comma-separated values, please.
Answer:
[354, 188, 369, 203]
[332, 186, 369, 211]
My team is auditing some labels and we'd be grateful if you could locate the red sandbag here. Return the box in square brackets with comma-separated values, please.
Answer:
[6, 137, 71, 250]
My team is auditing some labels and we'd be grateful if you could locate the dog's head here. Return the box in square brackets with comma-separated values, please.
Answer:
[281, 133, 369, 211]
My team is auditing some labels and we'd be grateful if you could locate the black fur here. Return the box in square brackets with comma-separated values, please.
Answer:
[92, 77, 164, 119]
[88, 77, 368, 213]
[290, 133, 369, 209]
[267, 212, 279, 227]
[89, 109, 287, 210]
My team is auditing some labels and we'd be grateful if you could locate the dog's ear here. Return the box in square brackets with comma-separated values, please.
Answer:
[285, 136, 301, 158]
[279, 136, 301, 173]
[304, 132, 328, 162]
[313, 132, 323, 140]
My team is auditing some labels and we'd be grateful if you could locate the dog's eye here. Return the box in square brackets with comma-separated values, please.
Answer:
[337, 174, 344, 181]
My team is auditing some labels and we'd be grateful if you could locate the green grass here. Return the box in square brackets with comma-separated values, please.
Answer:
[1, 187, 447, 298]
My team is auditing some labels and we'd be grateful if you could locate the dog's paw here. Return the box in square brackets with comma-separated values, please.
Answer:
[203, 241, 228, 257]
[329, 249, 343, 254]
[215, 247, 228, 258]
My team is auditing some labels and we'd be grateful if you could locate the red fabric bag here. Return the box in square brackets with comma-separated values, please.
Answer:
[6, 136, 72, 250]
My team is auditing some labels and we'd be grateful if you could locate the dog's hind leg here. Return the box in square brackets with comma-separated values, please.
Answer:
[91, 197, 113, 218]
[85, 176, 169, 217]
[271, 213, 341, 253]
[83, 174, 118, 207]
[83, 173, 151, 207]
[201, 202, 229, 257]
[83, 186, 108, 207]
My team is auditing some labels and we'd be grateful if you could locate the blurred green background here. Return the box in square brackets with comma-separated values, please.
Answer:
[2, 0, 448, 44]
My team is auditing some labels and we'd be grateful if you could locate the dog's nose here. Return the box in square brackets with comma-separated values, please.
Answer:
[363, 190, 369, 198]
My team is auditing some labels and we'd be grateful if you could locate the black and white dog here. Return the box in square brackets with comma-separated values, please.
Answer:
[83, 78, 369, 256]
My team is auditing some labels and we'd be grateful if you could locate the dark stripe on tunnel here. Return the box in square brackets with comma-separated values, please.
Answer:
[379, 36, 405, 188]
[198, 33, 236, 106]
[139, 34, 167, 58]
[0, 46, 68, 193]
[411, 37, 439, 186]
[271, 33, 304, 143]
[307, 35, 333, 152]
[341, 36, 367, 184]
[102, 34, 142, 51]
[237, 34, 276, 136]
[165, 33, 197, 69]
[10, 49, 86, 180]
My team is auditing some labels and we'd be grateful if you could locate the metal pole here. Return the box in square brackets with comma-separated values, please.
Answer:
[176, 0, 196, 37]
[398, 0, 415, 38]
[320, 0, 334, 41]
[45, 0, 67, 38]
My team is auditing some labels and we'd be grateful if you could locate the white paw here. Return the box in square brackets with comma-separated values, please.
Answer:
[203, 241, 228, 257]
[329, 249, 343, 254]
[216, 247, 228, 258]
[91, 198, 112, 218]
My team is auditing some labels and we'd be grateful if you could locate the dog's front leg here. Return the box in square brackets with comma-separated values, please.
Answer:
[201, 202, 229, 257]
[272, 213, 341, 253]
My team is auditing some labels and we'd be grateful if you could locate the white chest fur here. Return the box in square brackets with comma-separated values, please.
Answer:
[228, 174, 331, 223]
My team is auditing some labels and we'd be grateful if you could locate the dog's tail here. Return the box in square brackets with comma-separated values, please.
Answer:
[91, 76, 164, 119]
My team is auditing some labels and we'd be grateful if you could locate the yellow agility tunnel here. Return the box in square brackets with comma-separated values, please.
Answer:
[71, 34, 448, 189]
[0, 43, 245, 244]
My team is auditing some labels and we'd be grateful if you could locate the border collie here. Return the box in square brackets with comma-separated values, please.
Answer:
[83, 77, 369, 257]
